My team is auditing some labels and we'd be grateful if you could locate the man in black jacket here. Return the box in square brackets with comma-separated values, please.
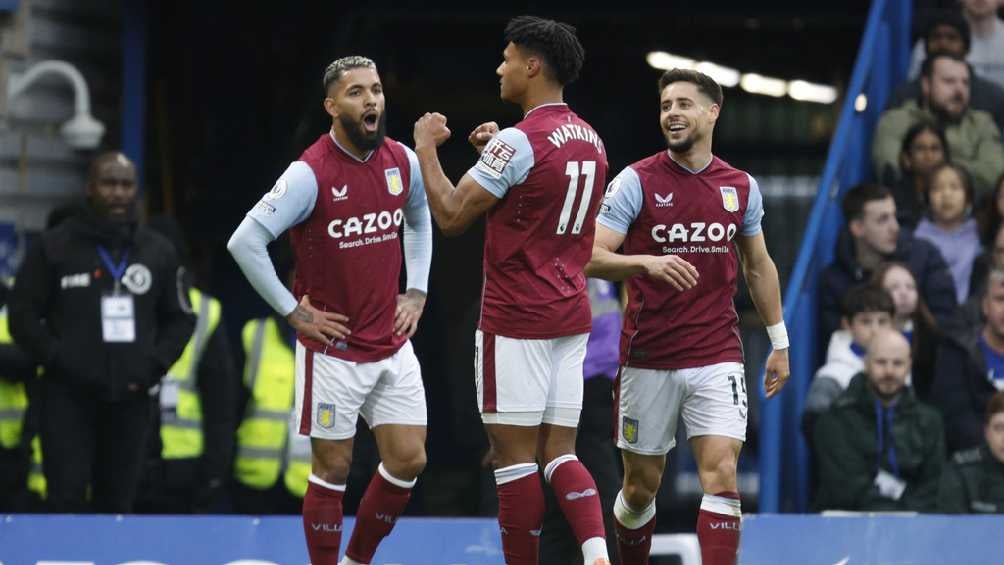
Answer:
[931, 268, 1004, 454]
[8, 151, 195, 513]
[818, 183, 958, 360]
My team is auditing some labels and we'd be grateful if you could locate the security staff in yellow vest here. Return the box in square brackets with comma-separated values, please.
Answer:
[0, 278, 45, 511]
[231, 314, 312, 514]
[135, 216, 238, 513]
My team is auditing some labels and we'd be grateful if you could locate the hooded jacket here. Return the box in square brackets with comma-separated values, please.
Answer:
[930, 326, 999, 454]
[818, 229, 957, 360]
[813, 373, 945, 512]
[8, 206, 195, 402]
[806, 330, 864, 414]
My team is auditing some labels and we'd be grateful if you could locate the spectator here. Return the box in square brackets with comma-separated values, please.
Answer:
[872, 262, 941, 399]
[888, 122, 949, 228]
[930, 268, 1004, 453]
[7, 151, 195, 513]
[961, 0, 1004, 89]
[0, 278, 41, 512]
[818, 183, 957, 356]
[897, 10, 1004, 131]
[976, 172, 1004, 245]
[914, 162, 982, 303]
[813, 329, 945, 512]
[971, 220, 1004, 302]
[540, 278, 623, 564]
[134, 216, 238, 514]
[873, 53, 1004, 197]
[805, 285, 894, 423]
[937, 390, 1004, 513]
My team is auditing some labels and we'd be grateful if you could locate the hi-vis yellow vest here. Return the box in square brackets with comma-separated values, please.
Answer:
[0, 308, 27, 450]
[234, 318, 310, 497]
[160, 288, 221, 460]
[0, 301, 45, 497]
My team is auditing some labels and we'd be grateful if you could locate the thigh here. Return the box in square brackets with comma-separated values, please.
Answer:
[615, 366, 683, 455]
[475, 330, 550, 420]
[294, 342, 375, 441]
[680, 362, 748, 443]
[542, 333, 587, 427]
[360, 341, 428, 429]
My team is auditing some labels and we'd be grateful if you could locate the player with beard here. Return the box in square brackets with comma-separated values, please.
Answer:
[228, 56, 433, 565]
[414, 15, 611, 565]
[586, 69, 790, 565]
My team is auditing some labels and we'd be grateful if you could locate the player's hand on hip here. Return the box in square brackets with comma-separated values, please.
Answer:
[763, 347, 790, 399]
[468, 121, 499, 154]
[414, 112, 452, 149]
[643, 254, 698, 291]
[394, 289, 427, 339]
[285, 294, 351, 345]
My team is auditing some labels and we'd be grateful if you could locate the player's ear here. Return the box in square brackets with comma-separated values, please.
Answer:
[525, 56, 543, 79]
[323, 96, 338, 119]
[707, 103, 721, 122]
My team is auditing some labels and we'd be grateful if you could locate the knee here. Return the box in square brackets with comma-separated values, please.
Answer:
[700, 456, 738, 493]
[623, 466, 663, 509]
[385, 447, 427, 482]
[314, 451, 353, 485]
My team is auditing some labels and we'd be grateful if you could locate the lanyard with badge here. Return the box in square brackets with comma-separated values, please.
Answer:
[98, 245, 135, 343]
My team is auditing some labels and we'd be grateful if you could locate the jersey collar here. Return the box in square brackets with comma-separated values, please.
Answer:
[524, 102, 568, 118]
[329, 129, 375, 163]
[666, 151, 713, 175]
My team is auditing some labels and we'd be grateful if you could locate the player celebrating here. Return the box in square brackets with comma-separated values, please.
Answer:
[413, 15, 611, 565]
[227, 56, 432, 565]
[586, 69, 790, 565]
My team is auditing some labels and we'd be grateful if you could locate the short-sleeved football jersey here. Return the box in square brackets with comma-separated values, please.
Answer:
[467, 103, 608, 339]
[597, 152, 764, 370]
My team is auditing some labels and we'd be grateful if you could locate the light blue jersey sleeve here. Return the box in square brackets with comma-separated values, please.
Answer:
[465, 127, 534, 199]
[595, 167, 643, 235]
[741, 173, 764, 236]
[402, 145, 432, 293]
[247, 161, 318, 238]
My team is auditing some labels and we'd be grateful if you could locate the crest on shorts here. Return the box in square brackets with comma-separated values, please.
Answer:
[316, 403, 336, 429]
[622, 416, 639, 444]
[720, 186, 739, 212]
[385, 167, 404, 196]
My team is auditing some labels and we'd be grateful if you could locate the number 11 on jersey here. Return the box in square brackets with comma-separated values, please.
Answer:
[557, 160, 597, 235]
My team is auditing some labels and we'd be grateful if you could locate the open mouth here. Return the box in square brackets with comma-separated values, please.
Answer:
[668, 123, 688, 133]
[362, 111, 379, 133]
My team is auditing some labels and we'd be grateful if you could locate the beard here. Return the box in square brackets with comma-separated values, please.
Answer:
[665, 129, 700, 153]
[929, 98, 965, 124]
[339, 110, 386, 152]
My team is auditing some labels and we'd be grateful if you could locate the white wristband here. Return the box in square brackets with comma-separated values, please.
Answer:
[766, 321, 789, 350]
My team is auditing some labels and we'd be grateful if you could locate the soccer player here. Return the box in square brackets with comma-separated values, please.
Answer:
[227, 56, 432, 565]
[413, 15, 611, 565]
[586, 69, 790, 565]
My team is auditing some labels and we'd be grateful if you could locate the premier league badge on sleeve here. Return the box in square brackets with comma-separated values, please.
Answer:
[720, 186, 740, 212]
[385, 167, 404, 196]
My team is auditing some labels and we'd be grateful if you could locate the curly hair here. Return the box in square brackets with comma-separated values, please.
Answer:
[504, 15, 585, 86]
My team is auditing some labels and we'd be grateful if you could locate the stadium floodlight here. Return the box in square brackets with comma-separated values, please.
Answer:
[695, 61, 740, 88]
[6, 60, 106, 149]
[739, 73, 787, 97]
[787, 80, 838, 104]
[855, 93, 868, 112]
[646, 51, 696, 71]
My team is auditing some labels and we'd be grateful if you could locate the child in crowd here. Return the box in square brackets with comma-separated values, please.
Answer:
[872, 262, 940, 399]
[915, 162, 981, 303]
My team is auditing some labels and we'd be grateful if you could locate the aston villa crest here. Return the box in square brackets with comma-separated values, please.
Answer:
[720, 186, 739, 212]
[385, 167, 404, 196]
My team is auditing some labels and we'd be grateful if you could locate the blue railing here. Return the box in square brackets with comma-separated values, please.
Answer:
[757, 0, 912, 513]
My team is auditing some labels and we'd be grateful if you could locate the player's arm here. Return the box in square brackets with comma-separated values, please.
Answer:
[413, 112, 507, 236]
[395, 147, 434, 338]
[585, 167, 697, 289]
[226, 163, 349, 345]
[735, 175, 789, 398]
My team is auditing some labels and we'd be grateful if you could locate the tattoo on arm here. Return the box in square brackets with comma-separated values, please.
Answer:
[291, 306, 313, 323]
